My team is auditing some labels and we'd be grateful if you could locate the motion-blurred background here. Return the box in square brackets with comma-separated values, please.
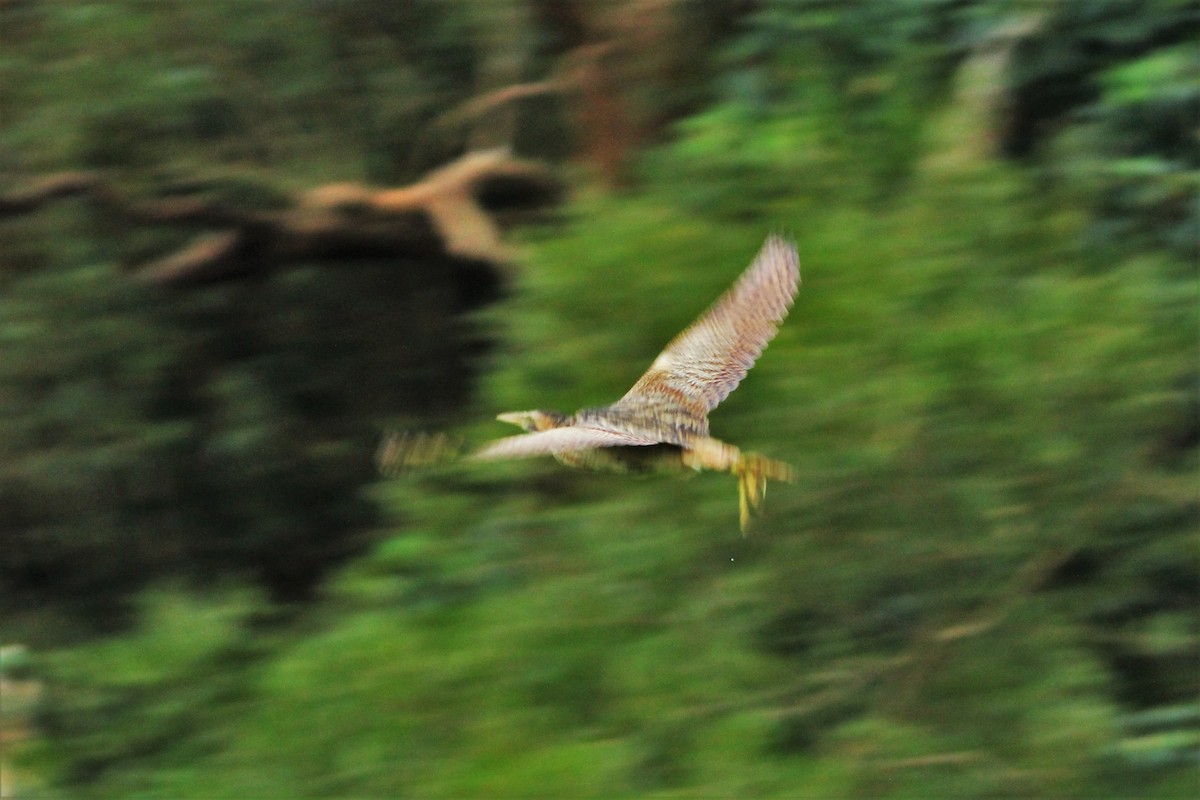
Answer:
[1, 1, 1197, 797]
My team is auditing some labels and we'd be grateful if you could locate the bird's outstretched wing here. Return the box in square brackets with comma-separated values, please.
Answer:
[472, 426, 658, 461]
[616, 235, 800, 418]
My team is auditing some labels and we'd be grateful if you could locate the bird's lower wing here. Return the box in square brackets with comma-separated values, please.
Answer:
[471, 426, 659, 461]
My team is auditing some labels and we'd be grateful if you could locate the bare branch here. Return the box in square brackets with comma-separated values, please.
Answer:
[2, 151, 563, 287]
[0, 172, 102, 214]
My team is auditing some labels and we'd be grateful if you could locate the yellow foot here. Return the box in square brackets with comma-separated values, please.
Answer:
[734, 453, 794, 533]
[375, 430, 460, 475]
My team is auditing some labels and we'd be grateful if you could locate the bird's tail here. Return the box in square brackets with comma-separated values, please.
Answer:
[375, 430, 462, 475]
[734, 452, 795, 533]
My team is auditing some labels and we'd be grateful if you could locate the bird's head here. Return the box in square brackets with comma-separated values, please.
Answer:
[496, 410, 569, 432]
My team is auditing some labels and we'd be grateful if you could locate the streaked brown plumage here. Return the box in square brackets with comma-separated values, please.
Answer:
[379, 234, 801, 532]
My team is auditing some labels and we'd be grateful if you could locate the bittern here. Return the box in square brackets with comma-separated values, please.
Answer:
[379, 235, 801, 532]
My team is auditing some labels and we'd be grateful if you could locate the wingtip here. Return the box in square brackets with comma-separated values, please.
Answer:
[762, 232, 801, 285]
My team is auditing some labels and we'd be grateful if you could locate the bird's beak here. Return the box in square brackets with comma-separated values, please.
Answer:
[496, 412, 526, 428]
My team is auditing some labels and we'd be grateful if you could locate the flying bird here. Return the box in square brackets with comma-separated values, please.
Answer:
[379, 235, 801, 532]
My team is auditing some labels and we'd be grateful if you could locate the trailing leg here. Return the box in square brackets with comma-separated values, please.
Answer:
[682, 438, 794, 533]
[734, 452, 794, 533]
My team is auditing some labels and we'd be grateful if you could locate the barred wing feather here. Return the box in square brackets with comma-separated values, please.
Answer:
[617, 235, 800, 416]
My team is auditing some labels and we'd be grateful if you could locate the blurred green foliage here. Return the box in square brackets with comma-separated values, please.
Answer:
[1043, 42, 1199, 259]
[1, 0, 1197, 798]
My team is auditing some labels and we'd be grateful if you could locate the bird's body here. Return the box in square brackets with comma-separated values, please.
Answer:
[541, 439, 685, 475]
[379, 235, 801, 531]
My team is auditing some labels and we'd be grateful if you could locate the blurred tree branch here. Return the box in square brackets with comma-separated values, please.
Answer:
[413, 44, 634, 188]
[417, 0, 706, 189]
[0, 150, 563, 286]
[0, 171, 104, 214]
